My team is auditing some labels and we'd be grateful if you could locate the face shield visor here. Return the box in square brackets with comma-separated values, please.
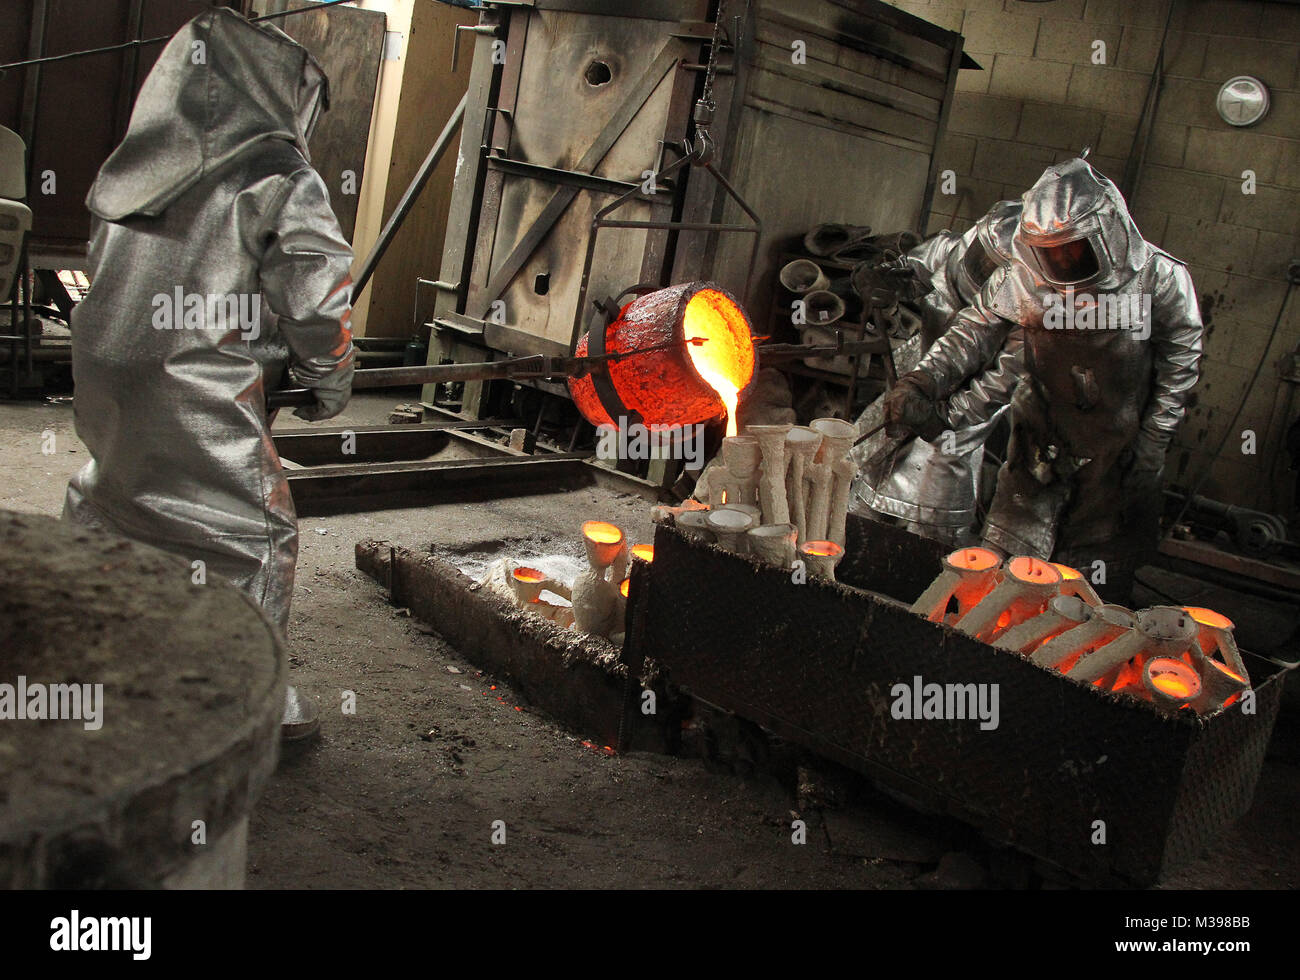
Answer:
[1026, 232, 1111, 289]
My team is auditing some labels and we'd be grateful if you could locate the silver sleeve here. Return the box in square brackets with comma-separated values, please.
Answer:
[259, 168, 356, 392]
[1135, 258, 1203, 467]
[946, 325, 1025, 429]
[903, 230, 963, 294]
[913, 283, 1015, 398]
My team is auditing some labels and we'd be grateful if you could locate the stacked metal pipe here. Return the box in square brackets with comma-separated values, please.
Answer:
[910, 550, 1252, 716]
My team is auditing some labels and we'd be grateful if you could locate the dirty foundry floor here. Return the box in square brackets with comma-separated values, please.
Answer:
[3, 392, 1297, 889]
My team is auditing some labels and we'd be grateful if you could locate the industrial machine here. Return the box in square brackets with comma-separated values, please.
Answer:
[408, 0, 971, 468]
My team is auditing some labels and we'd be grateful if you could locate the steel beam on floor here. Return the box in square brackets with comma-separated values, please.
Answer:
[287, 453, 596, 517]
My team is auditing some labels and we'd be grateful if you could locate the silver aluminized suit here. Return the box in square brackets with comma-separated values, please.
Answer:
[912, 159, 1201, 594]
[851, 201, 1025, 545]
[63, 9, 355, 633]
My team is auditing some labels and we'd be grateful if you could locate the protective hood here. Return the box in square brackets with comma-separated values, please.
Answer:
[87, 7, 328, 221]
[1014, 158, 1148, 292]
[947, 199, 1021, 306]
[979, 198, 1020, 263]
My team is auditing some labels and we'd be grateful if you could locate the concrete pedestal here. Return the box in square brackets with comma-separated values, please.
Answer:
[0, 510, 284, 889]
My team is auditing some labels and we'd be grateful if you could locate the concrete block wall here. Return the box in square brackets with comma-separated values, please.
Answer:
[884, 0, 1300, 515]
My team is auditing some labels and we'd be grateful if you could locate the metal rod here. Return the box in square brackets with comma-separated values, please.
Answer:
[853, 420, 887, 447]
[597, 220, 756, 232]
[268, 334, 886, 411]
[269, 355, 549, 409]
[350, 94, 467, 303]
[569, 151, 694, 352]
[484, 155, 643, 198]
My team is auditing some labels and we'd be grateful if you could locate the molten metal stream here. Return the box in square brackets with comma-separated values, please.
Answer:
[683, 290, 750, 437]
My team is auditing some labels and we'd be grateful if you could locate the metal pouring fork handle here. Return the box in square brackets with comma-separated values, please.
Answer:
[266, 338, 701, 411]
[267, 336, 891, 410]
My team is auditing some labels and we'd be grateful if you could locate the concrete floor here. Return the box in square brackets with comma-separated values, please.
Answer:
[3, 391, 1297, 889]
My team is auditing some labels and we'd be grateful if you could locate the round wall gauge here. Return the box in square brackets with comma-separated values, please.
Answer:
[1216, 76, 1270, 127]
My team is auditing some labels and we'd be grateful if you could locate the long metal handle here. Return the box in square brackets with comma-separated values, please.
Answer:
[267, 356, 551, 411]
[267, 336, 893, 411]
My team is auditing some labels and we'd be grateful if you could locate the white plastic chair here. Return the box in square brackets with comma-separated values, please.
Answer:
[0, 125, 32, 300]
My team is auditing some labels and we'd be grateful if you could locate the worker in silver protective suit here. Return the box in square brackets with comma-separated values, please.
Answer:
[885, 159, 1202, 600]
[851, 201, 1025, 546]
[63, 9, 354, 725]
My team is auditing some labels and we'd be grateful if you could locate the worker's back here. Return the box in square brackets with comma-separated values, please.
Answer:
[64, 8, 354, 631]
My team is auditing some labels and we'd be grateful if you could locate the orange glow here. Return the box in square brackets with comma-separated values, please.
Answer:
[801, 540, 843, 558]
[996, 610, 1012, 629]
[1056, 651, 1084, 674]
[1184, 606, 1234, 630]
[1207, 659, 1245, 684]
[1148, 658, 1201, 702]
[952, 581, 995, 611]
[683, 289, 754, 437]
[512, 567, 545, 583]
[1007, 556, 1060, 585]
[569, 284, 754, 431]
[1152, 674, 1191, 698]
[619, 578, 630, 598]
[631, 544, 655, 563]
[1158, 676, 1191, 697]
[1110, 658, 1143, 693]
[946, 548, 999, 613]
[1051, 562, 1082, 581]
[950, 547, 1000, 572]
[582, 520, 623, 546]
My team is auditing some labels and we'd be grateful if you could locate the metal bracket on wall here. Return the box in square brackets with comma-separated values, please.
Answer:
[452, 23, 498, 73]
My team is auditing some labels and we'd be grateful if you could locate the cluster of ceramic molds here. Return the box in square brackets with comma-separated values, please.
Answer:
[673, 419, 856, 581]
[910, 549, 1253, 715]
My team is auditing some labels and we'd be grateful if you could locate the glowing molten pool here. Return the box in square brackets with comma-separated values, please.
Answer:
[512, 567, 545, 583]
[1006, 556, 1060, 585]
[631, 544, 654, 563]
[582, 521, 623, 546]
[953, 547, 1000, 571]
[1147, 657, 1201, 702]
[801, 540, 843, 558]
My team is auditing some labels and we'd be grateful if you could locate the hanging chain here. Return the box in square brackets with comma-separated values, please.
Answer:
[689, 1, 726, 163]
[701, 0, 725, 111]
